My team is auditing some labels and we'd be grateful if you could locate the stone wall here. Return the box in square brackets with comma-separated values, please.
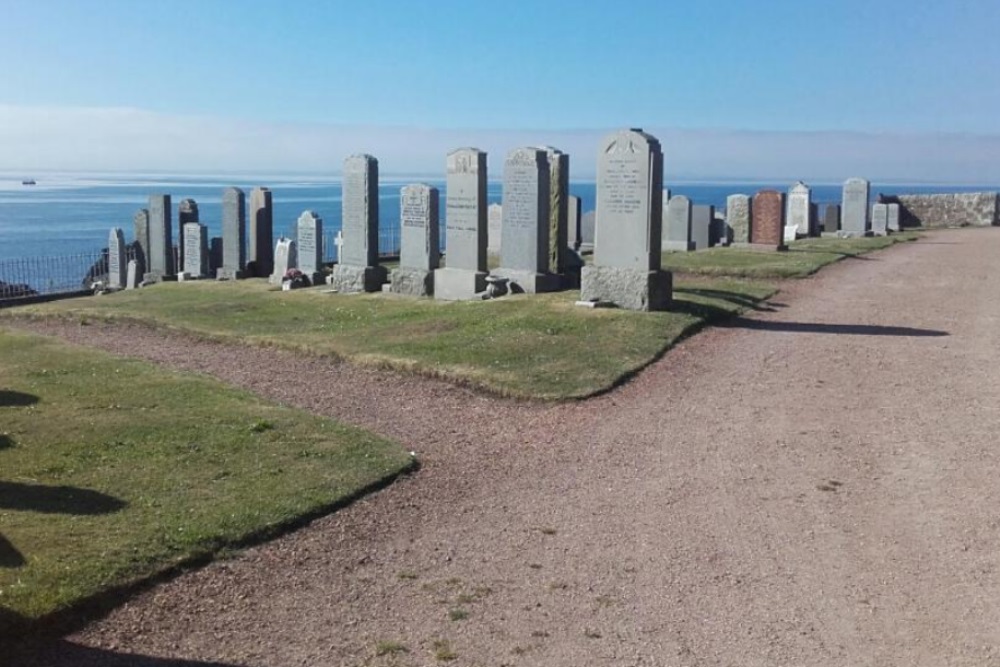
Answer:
[885, 193, 999, 228]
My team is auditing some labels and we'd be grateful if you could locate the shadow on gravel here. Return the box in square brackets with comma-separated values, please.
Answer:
[8, 637, 250, 667]
[789, 249, 875, 260]
[673, 288, 778, 312]
[722, 319, 949, 337]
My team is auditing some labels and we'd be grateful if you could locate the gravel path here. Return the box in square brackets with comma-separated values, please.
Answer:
[9, 228, 1000, 666]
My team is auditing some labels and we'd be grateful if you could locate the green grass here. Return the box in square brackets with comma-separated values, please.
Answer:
[661, 232, 920, 279]
[5, 278, 776, 400]
[0, 329, 412, 627]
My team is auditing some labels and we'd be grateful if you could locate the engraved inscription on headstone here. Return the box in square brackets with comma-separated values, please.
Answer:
[182, 222, 208, 278]
[391, 184, 440, 296]
[434, 148, 489, 300]
[841, 177, 870, 237]
[108, 228, 126, 289]
[296, 210, 323, 282]
[496, 147, 557, 293]
[178, 198, 199, 274]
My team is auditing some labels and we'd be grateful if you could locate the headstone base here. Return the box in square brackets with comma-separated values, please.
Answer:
[490, 269, 560, 294]
[142, 272, 176, 283]
[580, 266, 673, 312]
[433, 267, 488, 301]
[216, 268, 245, 280]
[662, 241, 696, 252]
[389, 267, 433, 297]
[329, 264, 387, 293]
[177, 272, 203, 282]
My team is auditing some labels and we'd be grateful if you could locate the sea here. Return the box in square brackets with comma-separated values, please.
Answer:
[1, 172, 996, 293]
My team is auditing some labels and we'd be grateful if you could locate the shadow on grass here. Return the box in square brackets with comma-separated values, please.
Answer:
[788, 248, 875, 260]
[0, 390, 40, 407]
[0, 481, 127, 515]
[0, 533, 25, 567]
[673, 288, 780, 312]
[0, 433, 13, 451]
[721, 318, 949, 337]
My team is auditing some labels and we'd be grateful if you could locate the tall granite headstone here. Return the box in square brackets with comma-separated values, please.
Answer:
[568, 195, 582, 251]
[886, 203, 901, 232]
[751, 190, 785, 248]
[787, 181, 811, 237]
[178, 198, 199, 274]
[823, 204, 841, 233]
[331, 154, 386, 292]
[487, 203, 503, 255]
[841, 177, 870, 237]
[249, 187, 274, 277]
[269, 238, 297, 285]
[495, 147, 558, 293]
[434, 148, 488, 300]
[217, 187, 246, 279]
[296, 210, 324, 284]
[145, 195, 173, 281]
[580, 128, 672, 311]
[390, 184, 440, 296]
[108, 228, 126, 289]
[132, 208, 150, 275]
[692, 204, 714, 250]
[727, 194, 752, 244]
[663, 195, 693, 251]
[182, 222, 209, 279]
[539, 146, 569, 279]
[871, 203, 889, 236]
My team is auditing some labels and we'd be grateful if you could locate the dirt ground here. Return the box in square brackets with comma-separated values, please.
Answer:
[8, 227, 1000, 667]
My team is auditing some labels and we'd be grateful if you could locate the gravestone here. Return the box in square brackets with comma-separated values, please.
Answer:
[487, 203, 503, 255]
[712, 207, 729, 246]
[218, 187, 246, 279]
[209, 237, 223, 274]
[132, 209, 150, 275]
[692, 204, 714, 250]
[540, 146, 569, 279]
[434, 148, 488, 300]
[823, 204, 841, 233]
[249, 187, 274, 277]
[841, 177, 870, 237]
[871, 203, 889, 236]
[107, 228, 126, 289]
[495, 147, 558, 293]
[727, 194, 752, 244]
[751, 190, 785, 248]
[663, 195, 693, 251]
[296, 210, 324, 284]
[331, 154, 386, 292]
[886, 203, 901, 232]
[182, 222, 208, 278]
[787, 181, 811, 237]
[125, 260, 139, 290]
[269, 238, 297, 285]
[145, 195, 173, 281]
[568, 195, 582, 251]
[178, 198, 199, 274]
[390, 184, 440, 296]
[783, 224, 798, 244]
[580, 211, 596, 250]
[580, 128, 672, 311]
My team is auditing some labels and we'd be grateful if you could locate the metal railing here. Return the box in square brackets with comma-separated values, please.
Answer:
[0, 246, 141, 301]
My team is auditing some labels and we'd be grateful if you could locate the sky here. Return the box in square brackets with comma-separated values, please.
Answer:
[2, 0, 1000, 182]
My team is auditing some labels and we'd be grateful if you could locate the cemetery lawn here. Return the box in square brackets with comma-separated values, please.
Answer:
[0, 329, 413, 628]
[661, 232, 921, 278]
[6, 278, 777, 400]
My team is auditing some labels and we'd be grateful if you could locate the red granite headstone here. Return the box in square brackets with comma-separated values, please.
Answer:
[751, 190, 785, 248]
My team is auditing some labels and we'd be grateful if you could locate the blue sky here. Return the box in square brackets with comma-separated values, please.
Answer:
[2, 0, 999, 180]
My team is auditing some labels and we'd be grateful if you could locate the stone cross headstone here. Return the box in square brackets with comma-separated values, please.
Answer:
[296, 210, 324, 284]
[132, 208, 150, 275]
[145, 195, 173, 281]
[871, 203, 889, 236]
[580, 128, 672, 311]
[787, 181, 811, 237]
[751, 190, 785, 248]
[331, 154, 386, 292]
[217, 187, 246, 279]
[567, 195, 582, 251]
[434, 148, 488, 300]
[539, 146, 569, 279]
[487, 203, 503, 255]
[886, 203, 901, 232]
[177, 198, 199, 275]
[580, 210, 596, 250]
[823, 204, 841, 233]
[663, 195, 693, 251]
[495, 147, 558, 293]
[692, 204, 714, 250]
[182, 222, 208, 278]
[269, 238, 297, 285]
[125, 259, 139, 290]
[841, 177, 870, 237]
[249, 187, 274, 277]
[107, 228, 126, 289]
[727, 194, 752, 244]
[390, 184, 440, 296]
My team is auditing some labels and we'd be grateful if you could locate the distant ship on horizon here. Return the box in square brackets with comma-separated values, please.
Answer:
[21, 179, 36, 186]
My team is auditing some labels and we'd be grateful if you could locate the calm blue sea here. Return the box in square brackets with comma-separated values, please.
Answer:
[0, 172, 996, 287]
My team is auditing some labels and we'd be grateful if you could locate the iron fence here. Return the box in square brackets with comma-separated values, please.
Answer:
[0, 246, 141, 301]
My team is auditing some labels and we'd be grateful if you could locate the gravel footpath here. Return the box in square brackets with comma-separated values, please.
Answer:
[8, 228, 1000, 666]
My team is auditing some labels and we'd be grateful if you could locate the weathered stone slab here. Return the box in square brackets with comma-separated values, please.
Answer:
[209, 237, 223, 274]
[783, 224, 798, 244]
[871, 203, 889, 236]
[751, 190, 785, 248]
[892, 192, 999, 228]
[823, 204, 841, 233]
[886, 203, 901, 232]
[580, 211, 595, 250]
[391, 184, 440, 297]
[727, 194, 752, 244]
[218, 187, 246, 279]
[125, 259, 139, 290]
[132, 209, 150, 275]
[249, 187, 274, 277]
[663, 195, 693, 251]
[567, 195, 582, 250]
[182, 222, 208, 278]
[787, 181, 811, 237]
[177, 198, 198, 274]
[692, 204, 713, 250]
[296, 210, 324, 284]
[540, 146, 569, 277]
[487, 203, 503, 255]
[332, 154, 386, 292]
[270, 238, 297, 285]
[841, 177, 870, 237]
[580, 128, 672, 311]
[146, 195, 173, 281]
[434, 148, 488, 300]
[108, 228, 126, 289]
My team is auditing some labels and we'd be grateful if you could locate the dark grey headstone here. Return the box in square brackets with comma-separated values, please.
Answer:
[332, 154, 386, 292]
[692, 205, 714, 250]
[823, 204, 841, 233]
[249, 187, 274, 277]
[540, 146, 569, 277]
[567, 195, 582, 251]
[209, 237, 223, 273]
[132, 209, 150, 275]
[664, 195, 693, 251]
[435, 147, 488, 300]
[580, 211, 595, 249]
[218, 187, 246, 279]
[842, 178, 870, 236]
[146, 195, 173, 280]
